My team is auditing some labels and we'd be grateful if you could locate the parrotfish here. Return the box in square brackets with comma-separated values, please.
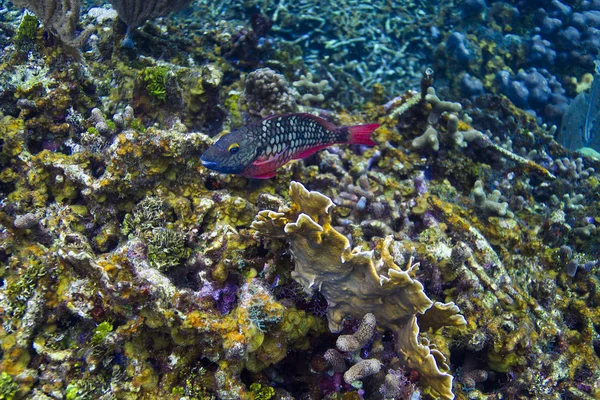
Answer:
[200, 113, 380, 179]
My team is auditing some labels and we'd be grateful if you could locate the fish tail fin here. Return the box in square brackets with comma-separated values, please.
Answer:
[346, 123, 379, 146]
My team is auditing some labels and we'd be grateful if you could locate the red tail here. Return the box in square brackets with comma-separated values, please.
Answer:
[347, 123, 379, 146]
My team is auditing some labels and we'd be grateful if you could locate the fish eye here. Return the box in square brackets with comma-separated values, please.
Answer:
[228, 143, 240, 154]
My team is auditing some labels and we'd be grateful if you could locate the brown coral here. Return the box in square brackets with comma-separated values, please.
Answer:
[252, 181, 466, 399]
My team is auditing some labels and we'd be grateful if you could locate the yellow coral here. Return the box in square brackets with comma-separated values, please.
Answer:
[246, 335, 287, 373]
[246, 325, 265, 353]
[281, 308, 313, 341]
[0, 116, 25, 157]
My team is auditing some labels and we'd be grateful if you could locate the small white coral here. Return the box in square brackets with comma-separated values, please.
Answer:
[292, 72, 331, 105]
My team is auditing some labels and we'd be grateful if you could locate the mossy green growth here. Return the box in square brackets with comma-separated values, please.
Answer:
[122, 196, 189, 271]
[140, 66, 170, 102]
[146, 227, 190, 272]
[171, 386, 185, 395]
[5, 260, 46, 321]
[128, 118, 146, 132]
[122, 196, 168, 237]
[64, 383, 81, 400]
[14, 14, 38, 48]
[224, 92, 243, 127]
[91, 321, 113, 345]
[488, 350, 521, 372]
[0, 372, 18, 400]
[249, 382, 275, 400]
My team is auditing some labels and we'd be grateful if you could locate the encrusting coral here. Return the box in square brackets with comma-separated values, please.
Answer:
[252, 181, 466, 399]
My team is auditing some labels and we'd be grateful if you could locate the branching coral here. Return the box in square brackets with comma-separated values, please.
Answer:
[252, 181, 466, 399]
[408, 86, 556, 180]
[325, 313, 383, 389]
[471, 180, 514, 219]
[292, 72, 331, 105]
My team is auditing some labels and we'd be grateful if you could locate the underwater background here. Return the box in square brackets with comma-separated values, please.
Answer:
[0, 0, 599, 399]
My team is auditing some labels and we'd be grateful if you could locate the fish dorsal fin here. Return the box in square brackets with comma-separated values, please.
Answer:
[264, 113, 337, 132]
[294, 113, 338, 131]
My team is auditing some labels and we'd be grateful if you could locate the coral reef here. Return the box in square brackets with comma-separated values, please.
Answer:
[0, 0, 599, 399]
[293, 73, 332, 105]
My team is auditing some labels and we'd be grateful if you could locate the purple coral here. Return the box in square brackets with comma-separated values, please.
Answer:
[199, 279, 238, 314]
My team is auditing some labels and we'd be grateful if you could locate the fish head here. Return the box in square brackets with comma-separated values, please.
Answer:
[200, 130, 259, 174]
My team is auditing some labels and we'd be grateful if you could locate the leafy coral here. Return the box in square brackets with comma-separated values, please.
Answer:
[252, 182, 466, 399]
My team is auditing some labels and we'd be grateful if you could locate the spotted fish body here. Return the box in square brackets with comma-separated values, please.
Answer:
[201, 113, 379, 179]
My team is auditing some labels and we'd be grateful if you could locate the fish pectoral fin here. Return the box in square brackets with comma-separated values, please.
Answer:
[292, 144, 330, 160]
[251, 157, 272, 166]
[243, 146, 289, 179]
[253, 154, 270, 164]
[252, 145, 289, 167]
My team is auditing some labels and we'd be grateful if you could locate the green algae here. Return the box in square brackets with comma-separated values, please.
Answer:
[140, 66, 170, 102]
[14, 13, 38, 49]
[0, 372, 18, 400]
[249, 382, 275, 400]
[91, 321, 113, 345]
[146, 227, 190, 271]
[122, 195, 169, 237]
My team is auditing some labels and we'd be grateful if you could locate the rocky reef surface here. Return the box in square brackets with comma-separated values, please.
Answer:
[0, 1, 599, 399]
